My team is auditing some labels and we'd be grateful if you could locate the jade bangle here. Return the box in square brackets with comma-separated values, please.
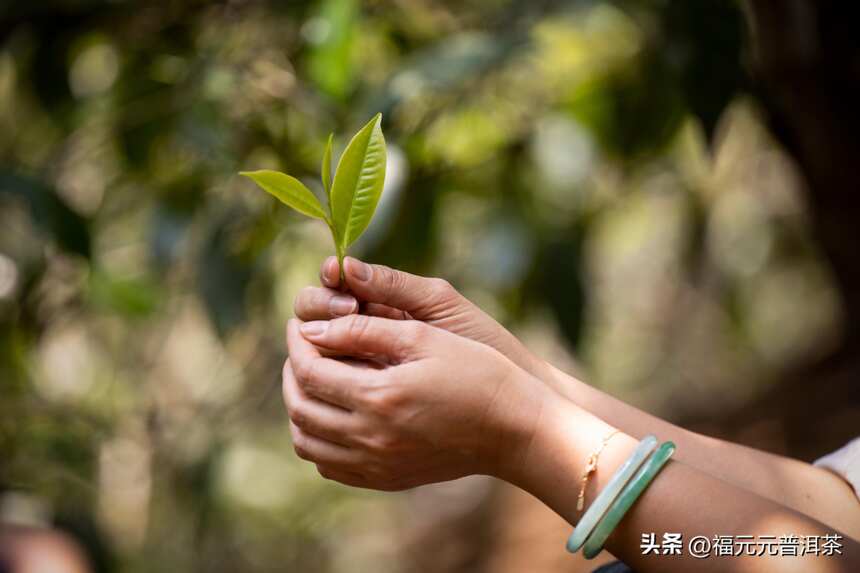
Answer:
[582, 441, 676, 559]
[566, 435, 658, 553]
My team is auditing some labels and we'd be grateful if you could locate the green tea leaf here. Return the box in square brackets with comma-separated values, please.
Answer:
[322, 133, 333, 205]
[331, 112, 386, 249]
[240, 170, 327, 220]
[238, 115, 386, 283]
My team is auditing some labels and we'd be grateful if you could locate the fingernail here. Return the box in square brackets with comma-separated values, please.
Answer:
[321, 257, 338, 287]
[347, 258, 371, 282]
[300, 321, 328, 337]
[329, 295, 357, 316]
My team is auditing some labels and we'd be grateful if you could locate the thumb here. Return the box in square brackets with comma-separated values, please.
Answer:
[340, 257, 459, 320]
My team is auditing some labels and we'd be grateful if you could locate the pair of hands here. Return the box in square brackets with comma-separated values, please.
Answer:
[283, 257, 559, 490]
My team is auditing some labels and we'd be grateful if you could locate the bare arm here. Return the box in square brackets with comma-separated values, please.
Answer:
[295, 256, 860, 540]
[283, 311, 860, 572]
[515, 396, 860, 572]
[540, 363, 860, 541]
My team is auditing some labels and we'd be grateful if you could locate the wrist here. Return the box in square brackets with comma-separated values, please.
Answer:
[485, 365, 558, 482]
[505, 396, 592, 488]
[502, 395, 639, 526]
[488, 377, 580, 487]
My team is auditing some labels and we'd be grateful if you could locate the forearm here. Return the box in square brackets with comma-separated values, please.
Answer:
[507, 398, 860, 572]
[541, 364, 860, 540]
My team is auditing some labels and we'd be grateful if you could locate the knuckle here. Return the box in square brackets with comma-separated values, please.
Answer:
[293, 444, 310, 461]
[404, 320, 428, 346]
[380, 266, 403, 294]
[289, 401, 308, 428]
[428, 277, 454, 297]
[293, 357, 318, 389]
[367, 432, 400, 455]
[292, 433, 311, 460]
[353, 421, 382, 450]
[389, 323, 422, 359]
[346, 313, 372, 340]
[317, 465, 333, 480]
[370, 388, 404, 418]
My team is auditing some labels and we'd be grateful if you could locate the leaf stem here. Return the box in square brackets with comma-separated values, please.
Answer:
[327, 217, 347, 290]
[335, 243, 346, 290]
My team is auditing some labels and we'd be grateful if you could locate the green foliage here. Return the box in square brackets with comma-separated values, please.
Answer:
[4, 2, 838, 572]
[241, 113, 387, 276]
[239, 170, 328, 220]
[330, 114, 386, 253]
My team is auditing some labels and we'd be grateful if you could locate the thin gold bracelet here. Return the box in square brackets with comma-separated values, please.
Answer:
[576, 429, 620, 511]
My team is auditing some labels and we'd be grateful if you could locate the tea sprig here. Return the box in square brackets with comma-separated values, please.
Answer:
[241, 113, 387, 281]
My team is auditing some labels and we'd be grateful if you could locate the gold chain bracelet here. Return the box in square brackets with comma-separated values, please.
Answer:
[576, 429, 620, 512]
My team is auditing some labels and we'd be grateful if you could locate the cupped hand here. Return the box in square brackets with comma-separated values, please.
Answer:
[282, 315, 552, 490]
[293, 256, 551, 381]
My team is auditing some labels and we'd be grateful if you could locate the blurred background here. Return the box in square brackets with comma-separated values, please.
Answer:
[1, 1, 858, 572]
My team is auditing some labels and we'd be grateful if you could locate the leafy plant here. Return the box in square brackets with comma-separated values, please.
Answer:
[240, 113, 387, 280]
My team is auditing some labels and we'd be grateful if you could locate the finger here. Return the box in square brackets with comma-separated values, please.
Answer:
[282, 360, 361, 446]
[315, 465, 373, 488]
[315, 466, 404, 491]
[294, 286, 358, 320]
[342, 257, 456, 319]
[364, 302, 410, 320]
[290, 422, 363, 469]
[287, 319, 379, 408]
[299, 315, 426, 363]
[312, 346, 389, 368]
[319, 256, 341, 289]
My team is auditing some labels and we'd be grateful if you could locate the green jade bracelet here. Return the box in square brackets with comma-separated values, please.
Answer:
[566, 435, 659, 553]
[582, 441, 677, 559]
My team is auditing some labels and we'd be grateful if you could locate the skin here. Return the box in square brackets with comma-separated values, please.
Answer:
[286, 256, 860, 571]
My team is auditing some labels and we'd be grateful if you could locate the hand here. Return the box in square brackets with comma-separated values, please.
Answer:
[293, 256, 552, 381]
[282, 315, 552, 490]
